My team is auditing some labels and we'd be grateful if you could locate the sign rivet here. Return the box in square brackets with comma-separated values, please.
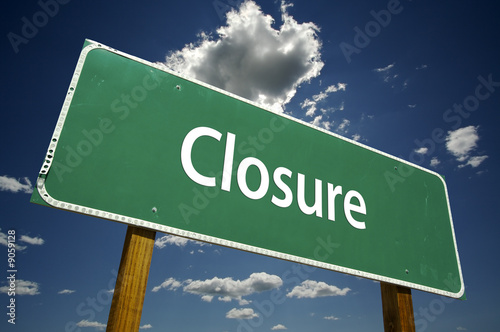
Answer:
[152, 207, 157, 213]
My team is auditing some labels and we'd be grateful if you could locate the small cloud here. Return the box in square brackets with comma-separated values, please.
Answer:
[446, 126, 479, 161]
[414, 147, 428, 155]
[155, 235, 209, 249]
[58, 289, 75, 295]
[226, 308, 258, 319]
[430, 157, 440, 167]
[352, 134, 361, 142]
[446, 126, 488, 168]
[373, 63, 395, 73]
[301, 82, 346, 117]
[459, 155, 488, 168]
[151, 277, 182, 293]
[19, 235, 45, 246]
[408, 104, 417, 109]
[140, 324, 153, 329]
[76, 320, 106, 331]
[0, 280, 40, 296]
[416, 64, 428, 70]
[0, 176, 33, 194]
[271, 324, 287, 330]
[286, 280, 350, 298]
[456, 327, 467, 331]
[324, 315, 340, 320]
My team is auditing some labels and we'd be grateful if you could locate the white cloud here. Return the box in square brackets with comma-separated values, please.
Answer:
[19, 235, 45, 245]
[0, 279, 40, 296]
[414, 147, 428, 155]
[184, 272, 282, 303]
[151, 277, 182, 292]
[76, 320, 106, 331]
[324, 315, 340, 320]
[458, 155, 488, 168]
[140, 324, 153, 329]
[416, 64, 428, 70]
[301, 83, 347, 117]
[373, 62, 395, 73]
[271, 324, 288, 330]
[352, 134, 361, 142]
[430, 157, 441, 167]
[0, 229, 28, 251]
[154, 234, 208, 249]
[286, 280, 350, 298]
[446, 126, 479, 161]
[153, 272, 282, 304]
[58, 289, 75, 294]
[0, 175, 33, 194]
[446, 126, 488, 168]
[165, 0, 323, 112]
[456, 327, 467, 331]
[226, 308, 258, 319]
[337, 119, 350, 133]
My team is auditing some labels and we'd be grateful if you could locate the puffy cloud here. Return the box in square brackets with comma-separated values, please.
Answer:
[140, 324, 153, 329]
[76, 320, 106, 330]
[0, 175, 33, 194]
[286, 280, 350, 298]
[446, 126, 488, 168]
[58, 289, 75, 294]
[152, 272, 282, 304]
[165, 0, 323, 112]
[226, 308, 258, 319]
[324, 315, 340, 320]
[0, 279, 40, 296]
[414, 147, 428, 155]
[430, 157, 441, 167]
[183, 272, 282, 303]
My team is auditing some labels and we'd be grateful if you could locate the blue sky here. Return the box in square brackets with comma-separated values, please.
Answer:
[1, 0, 499, 331]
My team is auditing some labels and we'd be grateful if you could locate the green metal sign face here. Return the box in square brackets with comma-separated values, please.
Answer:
[32, 40, 464, 298]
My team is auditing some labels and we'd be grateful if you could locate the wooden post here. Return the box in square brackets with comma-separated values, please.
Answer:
[106, 226, 156, 332]
[380, 282, 416, 332]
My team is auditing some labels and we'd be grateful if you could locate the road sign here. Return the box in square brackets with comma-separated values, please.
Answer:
[31, 39, 464, 298]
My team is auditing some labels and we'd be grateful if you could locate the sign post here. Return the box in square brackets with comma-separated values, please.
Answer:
[380, 283, 415, 332]
[106, 226, 156, 332]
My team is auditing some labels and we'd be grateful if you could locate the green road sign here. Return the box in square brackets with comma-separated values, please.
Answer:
[31, 40, 464, 298]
